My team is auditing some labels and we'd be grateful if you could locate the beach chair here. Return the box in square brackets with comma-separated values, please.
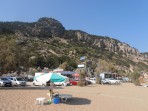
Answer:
[35, 97, 47, 105]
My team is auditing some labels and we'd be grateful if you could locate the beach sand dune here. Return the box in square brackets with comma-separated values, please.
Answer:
[0, 83, 148, 111]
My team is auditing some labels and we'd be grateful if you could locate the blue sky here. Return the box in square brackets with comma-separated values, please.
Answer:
[0, 0, 148, 52]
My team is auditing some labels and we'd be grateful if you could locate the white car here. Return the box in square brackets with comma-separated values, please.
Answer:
[9, 77, 26, 86]
[88, 78, 96, 84]
[53, 81, 70, 86]
[106, 78, 121, 84]
[101, 79, 110, 84]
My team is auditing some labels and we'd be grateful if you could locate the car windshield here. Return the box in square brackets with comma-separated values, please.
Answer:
[16, 78, 24, 81]
[70, 79, 78, 81]
[0, 78, 8, 80]
[10, 78, 13, 80]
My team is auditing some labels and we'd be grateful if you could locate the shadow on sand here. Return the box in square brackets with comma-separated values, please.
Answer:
[63, 97, 91, 105]
[86, 85, 97, 87]
[0, 86, 63, 90]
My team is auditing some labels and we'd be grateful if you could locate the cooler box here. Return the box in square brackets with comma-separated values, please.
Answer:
[53, 97, 60, 104]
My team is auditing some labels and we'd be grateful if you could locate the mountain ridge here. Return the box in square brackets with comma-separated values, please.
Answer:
[0, 17, 147, 76]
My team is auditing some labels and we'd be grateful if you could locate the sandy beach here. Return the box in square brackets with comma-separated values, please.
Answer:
[0, 83, 148, 111]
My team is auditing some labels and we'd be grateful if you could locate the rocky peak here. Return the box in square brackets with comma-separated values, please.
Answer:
[36, 17, 65, 37]
[0, 17, 65, 38]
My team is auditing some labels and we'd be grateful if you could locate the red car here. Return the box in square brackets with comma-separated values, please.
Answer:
[70, 79, 78, 85]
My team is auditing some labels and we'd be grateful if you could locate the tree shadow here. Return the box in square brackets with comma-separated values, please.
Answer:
[63, 97, 91, 105]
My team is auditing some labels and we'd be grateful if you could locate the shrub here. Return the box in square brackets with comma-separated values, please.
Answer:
[78, 70, 86, 86]
[95, 73, 100, 84]
[131, 71, 140, 86]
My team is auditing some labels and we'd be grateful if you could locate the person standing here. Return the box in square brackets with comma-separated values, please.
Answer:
[47, 80, 54, 103]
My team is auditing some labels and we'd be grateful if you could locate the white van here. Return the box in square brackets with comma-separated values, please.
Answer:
[32, 79, 47, 86]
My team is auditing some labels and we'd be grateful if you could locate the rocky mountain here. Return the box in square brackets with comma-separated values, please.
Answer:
[64, 30, 139, 56]
[0, 17, 147, 76]
[0, 17, 65, 38]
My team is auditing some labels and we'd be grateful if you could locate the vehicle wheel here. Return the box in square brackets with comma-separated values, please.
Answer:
[42, 84, 45, 87]
[115, 81, 119, 85]
[62, 83, 65, 86]
[33, 83, 35, 86]
[70, 83, 73, 86]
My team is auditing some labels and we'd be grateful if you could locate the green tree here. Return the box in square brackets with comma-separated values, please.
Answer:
[0, 36, 29, 75]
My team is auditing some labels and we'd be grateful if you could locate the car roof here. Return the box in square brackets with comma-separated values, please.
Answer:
[10, 77, 20, 78]
[0, 77, 7, 78]
[0, 77, 9, 80]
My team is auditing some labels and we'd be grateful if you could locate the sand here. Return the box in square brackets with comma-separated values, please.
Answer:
[0, 83, 148, 111]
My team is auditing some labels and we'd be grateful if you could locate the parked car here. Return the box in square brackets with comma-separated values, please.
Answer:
[101, 78, 121, 85]
[85, 80, 92, 85]
[70, 79, 78, 85]
[9, 77, 26, 86]
[24, 75, 34, 82]
[88, 78, 96, 84]
[122, 77, 130, 83]
[70, 79, 92, 85]
[106, 78, 121, 84]
[54, 81, 70, 86]
[101, 79, 110, 85]
[0, 77, 12, 87]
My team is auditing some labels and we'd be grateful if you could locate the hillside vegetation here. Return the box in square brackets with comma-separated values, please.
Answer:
[0, 17, 147, 76]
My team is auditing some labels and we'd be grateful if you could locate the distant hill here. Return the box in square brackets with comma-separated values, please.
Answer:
[0, 17, 147, 76]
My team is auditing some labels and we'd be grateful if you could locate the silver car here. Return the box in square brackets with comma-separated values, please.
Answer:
[101, 78, 121, 85]
[0, 77, 12, 87]
[9, 77, 26, 86]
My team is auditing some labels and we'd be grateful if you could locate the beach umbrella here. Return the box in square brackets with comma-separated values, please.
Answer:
[50, 73, 66, 82]
[34, 72, 67, 83]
